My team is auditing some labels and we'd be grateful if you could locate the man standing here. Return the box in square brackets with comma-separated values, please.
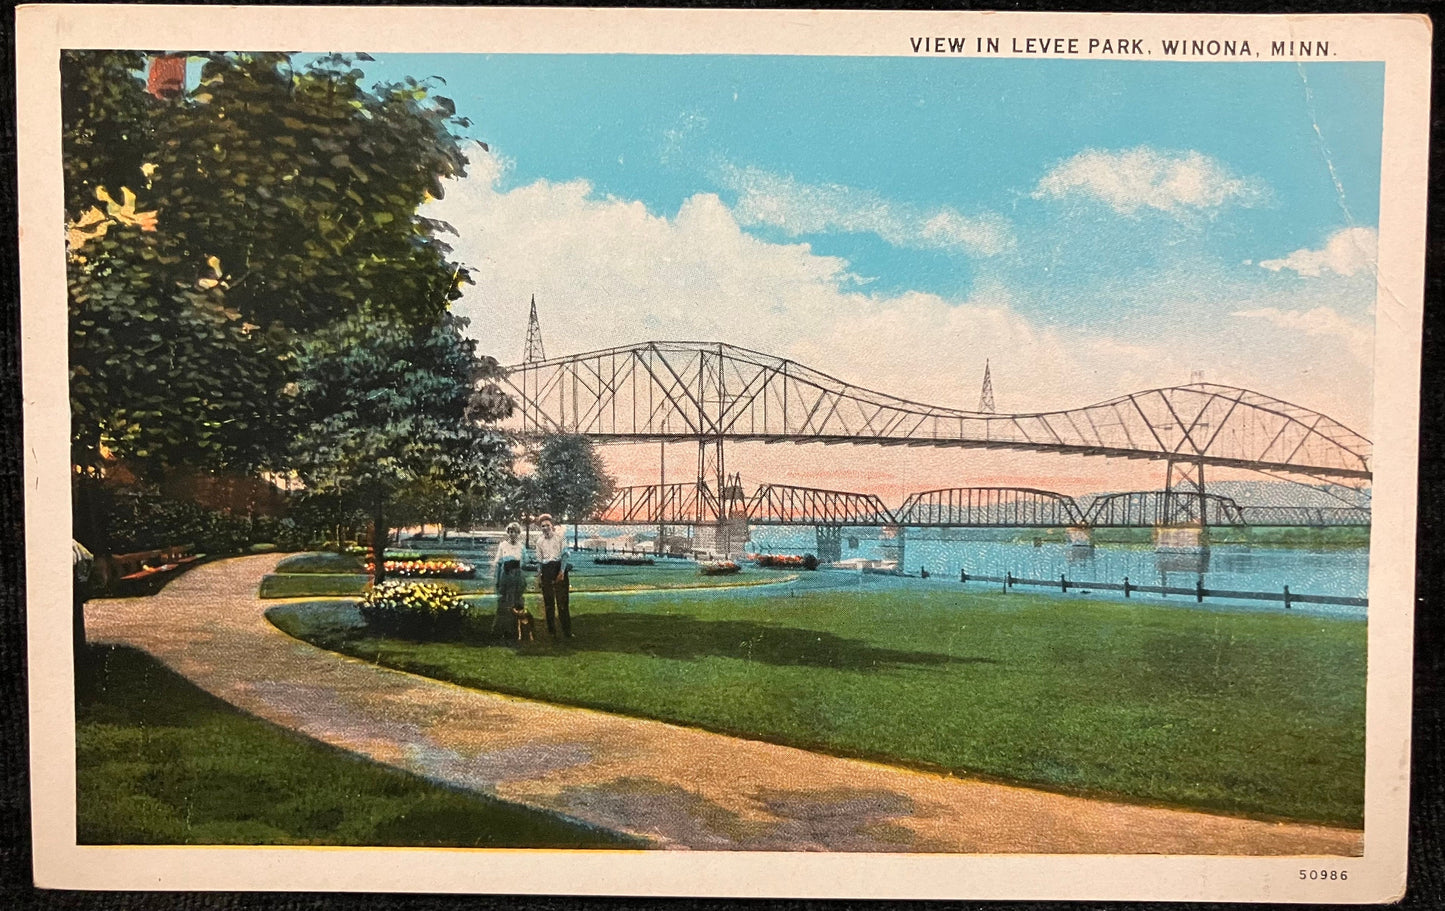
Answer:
[534, 514, 572, 639]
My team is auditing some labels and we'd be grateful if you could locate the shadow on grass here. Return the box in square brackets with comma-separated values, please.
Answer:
[268, 601, 993, 672]
[75, 644, 643, 848]
[79, 643, 222, 726]
[526, 612, 988, 671]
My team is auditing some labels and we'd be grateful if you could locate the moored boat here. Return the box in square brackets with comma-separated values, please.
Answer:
[699, 560, 741, 576]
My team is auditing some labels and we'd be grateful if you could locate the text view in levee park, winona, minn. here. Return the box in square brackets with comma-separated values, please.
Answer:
[16, 5, 1430, 903]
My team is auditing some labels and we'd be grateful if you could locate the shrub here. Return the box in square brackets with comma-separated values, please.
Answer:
[250, 515, 323, 552]
[358, 581, 473, 639]
[104, 492, 327, 555]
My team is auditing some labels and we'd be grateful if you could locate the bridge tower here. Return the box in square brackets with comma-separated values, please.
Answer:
[690, 345, 749, 558]
[815, 525, 843, 563]
[879, 525, 907, 571]
[524, 295, 546, 363]
[1158, 458, 1210, 553]
[695, 471, 749, 558]
[694, 343, 727, 507]
[977, 359, 996, 413]
[520, 296, 546, 435]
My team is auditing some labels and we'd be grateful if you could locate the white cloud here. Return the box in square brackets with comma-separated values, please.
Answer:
[423, 155, 1371, 490]
[1033, 146, 1265, 216]
[428, 155, 1131, 415]
[1258, 226, 1378, 278]
[1231, 305, 1372, 356]
[718, 164, 1013, 256]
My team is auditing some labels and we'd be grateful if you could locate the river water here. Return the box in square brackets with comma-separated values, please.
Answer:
[573, 525, 1369, 619]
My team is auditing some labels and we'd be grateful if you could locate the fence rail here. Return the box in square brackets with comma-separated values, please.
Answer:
[957, 570, 1366, 608]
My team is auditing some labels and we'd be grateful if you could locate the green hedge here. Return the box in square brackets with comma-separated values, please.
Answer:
[106, 493, 322, 554]
[259, 574, 371, 599]
[274, 552, 366, 574]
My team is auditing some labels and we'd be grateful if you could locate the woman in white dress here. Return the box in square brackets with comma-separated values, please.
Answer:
[491, 522, 526, 639]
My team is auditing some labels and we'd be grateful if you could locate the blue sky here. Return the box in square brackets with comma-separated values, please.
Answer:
[332, 53, 1384, 489]
[366, 54, 1381, 308]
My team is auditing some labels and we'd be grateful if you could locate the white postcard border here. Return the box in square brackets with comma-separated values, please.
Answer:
[17, 5, 1432, 902]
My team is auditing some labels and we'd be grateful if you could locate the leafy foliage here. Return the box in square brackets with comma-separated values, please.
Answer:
[288, 310, 513, 580]
[69, 225, 291, 474]
[61, 51, 153, 218]
[63, 50, 478, 480]
[105, 492, 314, 554]
[526, 435, 615, 523]
[149, 53, 471, 335]
[289, 311, 503, 502]
[63, 50, 523, 589]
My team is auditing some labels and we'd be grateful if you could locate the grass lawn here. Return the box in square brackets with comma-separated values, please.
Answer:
[259, 562, 788, 599]
[75, 644, 643, 848]
[273, 551, 366, 573]
[268, 588, 1366, 827]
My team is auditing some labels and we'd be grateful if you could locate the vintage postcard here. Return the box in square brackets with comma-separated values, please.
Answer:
[16, 5, 1430, 903]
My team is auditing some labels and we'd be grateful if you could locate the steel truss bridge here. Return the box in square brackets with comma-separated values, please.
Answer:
[595, 482, 1371, 529]
[504, 340, 1372, 530]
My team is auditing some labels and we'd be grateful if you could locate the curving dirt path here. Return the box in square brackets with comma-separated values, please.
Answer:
[86, 555, 1363, 854]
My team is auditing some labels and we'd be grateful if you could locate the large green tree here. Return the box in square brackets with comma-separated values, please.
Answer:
[65, 50, 472, 490]
[526, 436, 615, 537]
[289, 312, 511, 583]
[62, 51, 507, 642]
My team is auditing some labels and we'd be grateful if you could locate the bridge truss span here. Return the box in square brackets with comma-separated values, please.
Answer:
[504, 341, 1372, 480]
[896, 487, 1085, 528]
[594, 481, 1370, 530]
[597, 483, 719, 526]
[747, 483, 896, 526]
[1082, 491, 1246, 528]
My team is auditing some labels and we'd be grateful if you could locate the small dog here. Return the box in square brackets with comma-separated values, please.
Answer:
[511, 607, 536, 642]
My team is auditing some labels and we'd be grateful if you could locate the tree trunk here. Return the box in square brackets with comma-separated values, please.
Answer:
[372, 496, 387, 585]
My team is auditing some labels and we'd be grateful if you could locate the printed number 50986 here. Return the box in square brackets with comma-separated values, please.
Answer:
[1300, 870, 1347, 880]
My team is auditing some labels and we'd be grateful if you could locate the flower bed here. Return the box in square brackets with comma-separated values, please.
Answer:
[363, 558, 476, 579]
[358, 581, 473, 639]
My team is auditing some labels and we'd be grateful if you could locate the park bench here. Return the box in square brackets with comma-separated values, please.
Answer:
[106, 544, 203, 593]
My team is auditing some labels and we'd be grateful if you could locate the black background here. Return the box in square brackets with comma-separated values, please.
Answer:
[2, 1, 1441, 909]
